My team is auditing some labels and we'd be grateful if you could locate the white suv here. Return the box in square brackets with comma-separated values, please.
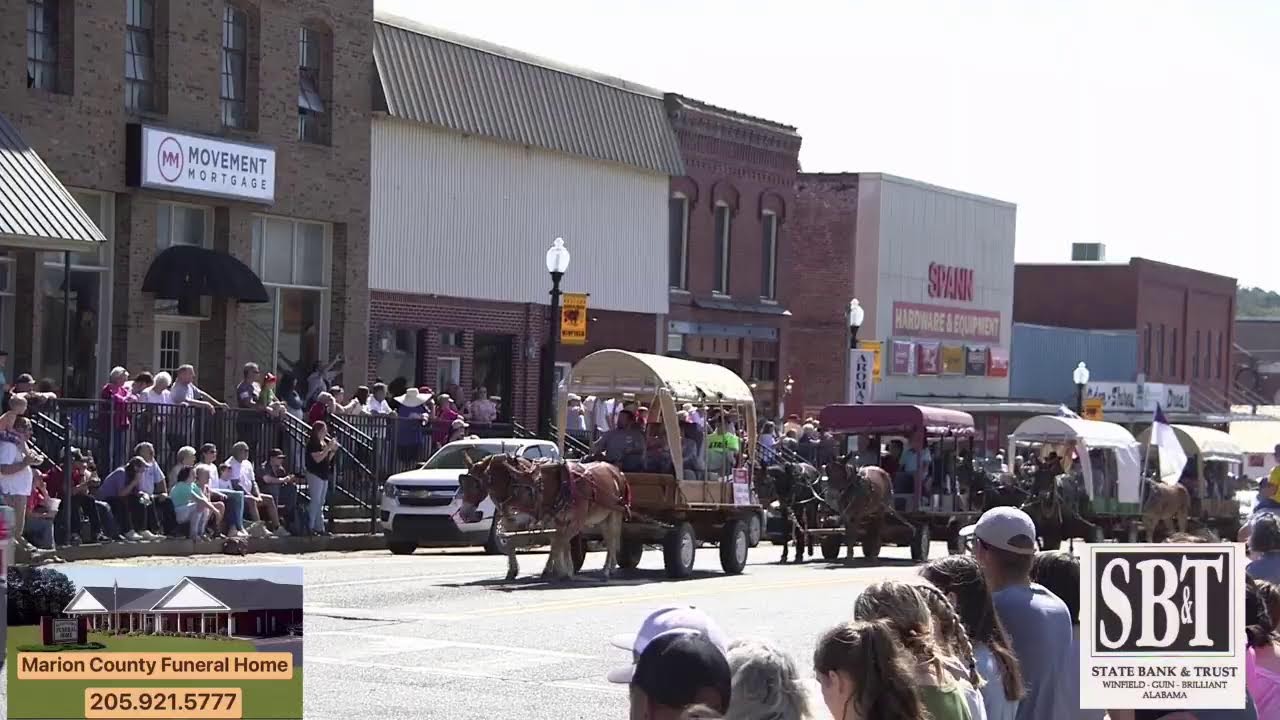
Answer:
[380, 438, 560, 555]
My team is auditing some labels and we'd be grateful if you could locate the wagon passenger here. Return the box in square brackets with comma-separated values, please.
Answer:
[591, 409, 645, 472]
[679, 412, 705, 480]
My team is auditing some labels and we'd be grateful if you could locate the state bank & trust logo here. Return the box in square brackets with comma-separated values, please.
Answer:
[156, 135, 183, 182]
[1081, 543, 1246, 709]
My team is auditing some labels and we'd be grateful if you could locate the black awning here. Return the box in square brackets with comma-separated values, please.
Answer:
[142, 245, 270, 303]
[0, 111, 107, 251]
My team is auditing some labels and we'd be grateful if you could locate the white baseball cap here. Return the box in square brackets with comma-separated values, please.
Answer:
[607, 606, 729, 683]
[961, 506, 1038, 555]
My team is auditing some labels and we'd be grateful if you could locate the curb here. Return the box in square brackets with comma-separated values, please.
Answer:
[18, 533, 387, 565]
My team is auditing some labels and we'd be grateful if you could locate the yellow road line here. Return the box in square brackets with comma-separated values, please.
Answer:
[459, 569, 910, 618]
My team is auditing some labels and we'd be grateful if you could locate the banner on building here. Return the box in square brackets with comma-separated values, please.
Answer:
[891, 301, 1002, 343]
[988, 347, 1009, 377]
[849, 350, 876, 404]
[965, 346, 988, 376]
[560, 293, 588, 345]
[890, 340, 915, 375]
[916, 342, 941, 376]
[941, 345, 965, 375]
[857, 340, 882, 381]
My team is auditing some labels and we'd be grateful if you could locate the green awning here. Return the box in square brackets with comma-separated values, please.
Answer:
[0, 111, 107, 252]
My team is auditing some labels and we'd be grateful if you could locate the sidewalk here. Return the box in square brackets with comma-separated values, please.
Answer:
[17, 533, 387, 565]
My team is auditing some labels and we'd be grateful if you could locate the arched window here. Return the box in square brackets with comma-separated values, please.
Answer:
[669, 192, 689, 290]
[221, 3, 256, 129]
[713, 202, 731, 294]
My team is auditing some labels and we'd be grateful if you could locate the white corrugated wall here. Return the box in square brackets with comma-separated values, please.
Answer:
[370, 118, 670, 315]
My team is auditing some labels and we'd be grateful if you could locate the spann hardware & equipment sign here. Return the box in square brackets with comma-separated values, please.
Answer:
[1080, 543, 1246, 711]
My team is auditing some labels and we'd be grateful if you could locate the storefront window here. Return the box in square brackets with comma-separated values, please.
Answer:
[248, 216, 330, 387]
[40, 190, 112, 396]
[375, 328, 419, 388]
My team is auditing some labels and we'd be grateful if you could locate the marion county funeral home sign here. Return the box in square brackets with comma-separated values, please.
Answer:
[127, 124, 276, 203]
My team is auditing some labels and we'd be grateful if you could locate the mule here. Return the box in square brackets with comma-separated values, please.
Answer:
[461, 454, 630, 581]
[758, 462, 823, 563]
[457, 455, 554, 580]
[1142, 478, 1190, 542]
[823, 458, 896, 563]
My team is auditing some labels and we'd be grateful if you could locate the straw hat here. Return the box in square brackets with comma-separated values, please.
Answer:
[451, 418, 469, 429]
[395, 387, 432, 407]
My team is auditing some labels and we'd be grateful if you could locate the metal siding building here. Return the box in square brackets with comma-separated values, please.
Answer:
[370, 118, 669, 314]
[855, 174, 1017, 401]
[1009, 322, 1137, 405]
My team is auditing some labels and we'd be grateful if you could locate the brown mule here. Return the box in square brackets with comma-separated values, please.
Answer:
[823, 459, 895, 563]
[1142, 479, 1190, 542]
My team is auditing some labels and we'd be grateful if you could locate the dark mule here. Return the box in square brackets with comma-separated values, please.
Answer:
[823, 458, 896, 562]
[1142, 478, 1190, 542]
[758, 462, 824, 563]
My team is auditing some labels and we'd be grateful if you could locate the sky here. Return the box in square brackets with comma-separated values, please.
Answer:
[376, 0, 1280, 290]
[56, 564, 303, 591]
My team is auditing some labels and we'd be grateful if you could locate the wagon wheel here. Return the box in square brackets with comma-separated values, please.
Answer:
[747, 513, 763, 547]
[820, 535, 842, 561]
[909, 523, 931, 562]
[570, 535, 587, 574]
[719, 520, 749, 575]
[617, 538, 645, 571]
[663, 522, 697, 579]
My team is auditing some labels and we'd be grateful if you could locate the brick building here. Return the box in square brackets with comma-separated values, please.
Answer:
[368, 16, 679, 427]
[1014, 257, 1237, 412]
[0, 0, 372, 398]
[787, 173, 1016, 426]
[1233, 317, 1280, 405]
[663, 95, 801, 419]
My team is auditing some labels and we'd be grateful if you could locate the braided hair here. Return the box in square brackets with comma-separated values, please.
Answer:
[912, 580, 982, 688]
[923, 554, 1026, 702]
[853, 579, 972, 688]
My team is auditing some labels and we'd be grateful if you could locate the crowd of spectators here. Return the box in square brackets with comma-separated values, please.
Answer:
[616, 506, 1272, 720]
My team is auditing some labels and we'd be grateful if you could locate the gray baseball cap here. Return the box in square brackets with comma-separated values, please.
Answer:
[961, 506, 1038, 555]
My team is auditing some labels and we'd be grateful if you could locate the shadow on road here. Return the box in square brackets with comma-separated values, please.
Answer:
[444, 567, 725, 592]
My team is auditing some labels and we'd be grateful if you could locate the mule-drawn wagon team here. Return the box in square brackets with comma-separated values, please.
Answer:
[454, 347, 1257, 583]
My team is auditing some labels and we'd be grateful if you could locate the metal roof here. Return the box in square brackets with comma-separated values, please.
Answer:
[0, 111, 107, 251]
[372, 15, 684, 176]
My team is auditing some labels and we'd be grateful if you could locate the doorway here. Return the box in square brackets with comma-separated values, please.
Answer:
[154, 320, 201, 373]
[473, 334, 513, 422]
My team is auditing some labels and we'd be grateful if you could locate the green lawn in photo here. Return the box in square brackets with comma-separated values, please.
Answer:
[6, 627, 303, 720]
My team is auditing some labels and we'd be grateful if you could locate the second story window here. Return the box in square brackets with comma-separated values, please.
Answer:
[298, 25, 330, 144]
[125, 0, 156, 112]
[668, 194, 688, 290]
[761, 211, 778, 300]
[26, 0, 58, 91]
[713, 204, 731, 294]
[220, 5, 248, 129]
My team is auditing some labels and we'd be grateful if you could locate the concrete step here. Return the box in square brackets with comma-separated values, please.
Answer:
[329, 504, 372, 520]
[19, 532, 386, 565]
[331, 517, 375, 534]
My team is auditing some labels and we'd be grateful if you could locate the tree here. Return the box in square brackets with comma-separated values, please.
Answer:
[6, 566, 76, 626]
[1237, 286, 1280, 318]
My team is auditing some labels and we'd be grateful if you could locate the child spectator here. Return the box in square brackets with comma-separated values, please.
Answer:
[923, 555, 1025, 720]
[169, 466, 218, 540]
[813, 619, 928, 720]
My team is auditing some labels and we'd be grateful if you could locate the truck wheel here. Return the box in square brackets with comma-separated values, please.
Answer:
[719, 520, 749, 575]
[484, 519, 510, 556]
[571, 535, 587, 573]
[910, 524, 931, 562]
[663, 522, 697, 579]
[820, 536, 842, 561]
[387, 539, 417, 556]
[617, 538, 644, 570]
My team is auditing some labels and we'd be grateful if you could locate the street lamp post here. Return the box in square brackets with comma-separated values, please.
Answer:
[540, 238, 571, 438]
[1072, 361, 1090, 415]
[846, 299, 866, 403]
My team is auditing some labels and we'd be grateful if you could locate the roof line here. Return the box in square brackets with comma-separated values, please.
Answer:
[665, 93, 799, 135]
[798, 171, 1016, 208]
[373, 12, 666, 100]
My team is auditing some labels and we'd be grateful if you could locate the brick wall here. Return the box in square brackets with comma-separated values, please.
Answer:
[783, 174, 859, 414]
[0, 0, 372, 398]
[1013, 263, 1139, 330]
[369, 292, 549, 429]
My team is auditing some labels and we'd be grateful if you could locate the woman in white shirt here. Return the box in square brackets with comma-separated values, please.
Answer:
[139, 371, 172, 404]
[921, 556, 1024, 720]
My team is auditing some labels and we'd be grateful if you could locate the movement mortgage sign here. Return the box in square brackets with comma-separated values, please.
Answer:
[848, 349, 875, 404]
[127, 124, 276, 203]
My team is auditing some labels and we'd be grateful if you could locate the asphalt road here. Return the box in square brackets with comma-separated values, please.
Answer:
[2, 541, 954, 720]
